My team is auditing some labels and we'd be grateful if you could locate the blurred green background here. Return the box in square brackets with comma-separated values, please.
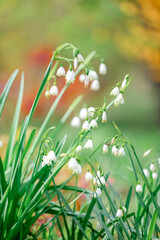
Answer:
[0, 0, 160, 189]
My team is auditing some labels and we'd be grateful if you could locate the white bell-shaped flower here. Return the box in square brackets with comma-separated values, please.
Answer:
[71, 116, 81, 128]
[85, 171, 93, 181]
[88, 107, 95, 117]
[47, 150, 56, 162]
[136, 184, 143, 193]
[79, 74, 86, 83]
[116, 209, 123, 218]
[79, 108, 88, 120]
[68, 158, 78, 169]
[84, 75, 90, 88]
[99, 63, 107, 75]
[143, 149, 151, 157]
[82, 120, 90, 131]
[102, 111, 107, 123]
[45, 90, 50, 98]
[103, 144, 108, 153]
[56, 66, 65, 76]
[74, 57, 78, 70]
[89, 70, 98, 81]
[90, 79, 100, 91]
[90, 119, 97, 128]
[114, 93, 124, 107]
[42, 155, 52, 167]
[152, 172, 158, 180]
[118, 147, 125, 156]
[84, 139, 93, 150]
[110, 87, 119, 97]
[66, 70, 75, 83]
[50, 86, 59, 96]
[112, 145, 119, 156]
[76, 145, 82, 152]
[143, 169, 149, 178]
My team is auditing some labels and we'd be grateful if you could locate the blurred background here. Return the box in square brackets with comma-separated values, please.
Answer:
[0, 0, 160, 188]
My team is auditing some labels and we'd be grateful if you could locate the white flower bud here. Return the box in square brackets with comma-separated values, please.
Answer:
[79, 74, 86, 83]
[121, 78, 127, 91]
[110, 87, 119, 97]
[90, 119, 97, 128]
[116, 209, 123, 218]
[56, 66, 65, 76]
[84, 139, 93, 150]
[77, 53, 84, 62]
[95, 188, 102, 197]
[136, 184, 143, 193]
[97, 170, 101, 178]
[152, 172, 158, 180]
[89, 70, 98, 81]
[102, 111, 107, 123]
[143, 149, 151, 157]
[85, 171, 93, 181]
[84, 75, 90, 88]
[99, 63, 107, 75]
[0, 140, 3, 148]
[45, 90, 50, 98]
[82, 120, 90, 131]
[74, 57, 78, 70]
[103, 144, 108, 153]
[71, 117, 81, 128]
[114, 93, 124, 107]
[90, 79, 100, 91]
[100, 176, 105, 185]
[76, 145, 82, 152]
[112, 145, 118, 156]
[66, 70, 75, 83]
[79, 108, 88, 120]
[118, 147, 125, 156]
[143, 169, 149, 178]
[49, 86, 59, 96]
[150, 163, 155, 172]
[88, 107, 95, 117]
[47, 150, 56, 162]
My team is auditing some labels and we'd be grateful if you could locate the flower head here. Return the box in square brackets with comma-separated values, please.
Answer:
[49, 86, 59, 96]
[89, 70, 98, 81]
[143, 149, 151, 157]
[143, 169, 149, 178]
[77, 53, 84, 62]
[79, 108, 88, 120]
[47, 150, 56, 162]
[71, 117, 81, 128]
[116, 209, 123, 218]
[82, 120, 90, 131]
[90, 119, 97, 128]
[66, 70, 75, 83]
[85, 171, 93, 181]
[103, 144, 108, 153]
[76, 145, 82, 152]
[110, 87, 119, 97]
[114, 93, 124, 107]
[99, 63, 107, 75]
[102, 111, 107, 123]
[118, 147, 125, 156]
[84, 139, 93, 150]
[56, 66, 65, 76]
[90, 79, 100, 91]
[136, 184, 143, 193]
[88, 107, 95, 117]
[112, 145, 119, 156]
[79, 74, 86, 83]
[84, 75, 90, 88]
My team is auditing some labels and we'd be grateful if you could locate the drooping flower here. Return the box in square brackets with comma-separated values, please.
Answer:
[71, 116, 81, 128]
[97, 170, 101, 178]
[74, 57, 78, 70]
[152, 172, 158, 180]
[118, 147, 125, 156]
[116, 209, 123, 218]
[85, 171, 93, 181]
[84, 75, 90, 88]
[84, 139, 93, 150]
[103, 144, 108, 153]
[89, 70, 98, 81]
[136, 184, 143, 193]
[110, 87, 119, 97]
[49, 86, 59, 96]
[47, 150, 56, 162]
[150, 163, 155, 172]
[114, 93, 124, 107]
[99, 63, 107, 75]
[66, 70, 75, 83]
[102, 111, 107, 123]
[42, 155, 51, 167]
[90, 119, 97, 128]
[82, 120, 90, 131]
[56, 66, 65, 76]
[112, 145, 119, 156]
[79, 74, 86, 83]
[76, 145, 82, 152]
[45, 90, 50, 98]
[77, 53, 84, 62]
[79, 108, 88, 120]
[72, 163, 82, 175]
[90, 79, 100, 91]
[143, 169, 149, 178]
[95, 188, 102, 197]
[88, 107, 95, 117]
[68, 158, 78, 169]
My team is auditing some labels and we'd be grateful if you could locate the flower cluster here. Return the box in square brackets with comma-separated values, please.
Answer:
[112, 145, 125, 157]
[42, 150, 56, 167]
[143, 163, 158, 180]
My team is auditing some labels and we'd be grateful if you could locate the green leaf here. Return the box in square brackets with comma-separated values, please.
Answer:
[146, 209, 158, 240]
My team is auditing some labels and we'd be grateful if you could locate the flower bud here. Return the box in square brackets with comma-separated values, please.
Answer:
[99, 63, 107, 75]
[84, 75, 90, 88]
[74, 57, 78, 70]
[79, 108, 88, 120]
[90, 80, 100, 91]
[152, 172, 158, 180]
[112, 145, 118, 156]
[103, 144, 108, 153]
[102, 111, 107, 123]
[143, 149, 151, 157]
[118, 147, 125, 156]
[71, 117, 81, 128]
[0, 140, 3, 148]
[121, 78, 127, 91]
[79, 74, 86, 83]
[100, 176, 105, 185]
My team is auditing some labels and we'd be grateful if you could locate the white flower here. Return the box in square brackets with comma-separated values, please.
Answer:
[76, 145, 82, 152]
[110, 87, 119, 97]
[90, 79, 100, 91]
[79, 74, 86, 83]
[0, 140, 3, 148]
[79, 108, 88, 120]
[143, 149, 151, 157]
[68, 158, 78, 169]
[93, 177, 97, 185]
[84, 75, 90, 88]
[136, 184, 143, 193]
[88, 107, 95, 117]
[112, 145, 119, 156]
[116, 209, 123, 218]
[84, 139, 93, 150]
[42, 155, 51, 167]
[56, 66, 65, 76]
[150, 163, 155, 172]
[49, 86, 59, 96]
[66, 70, 75, 83]
[71, 117, 81, 128]
[100, 176, 105, 185]
[122, 206, 126, 213]
[152, 172, 158, 180]
[95, 188, 102, 197]
[121, 78, 127, 91]
[89, 70, 98, 81]
[103, 144, 108, 153]
[85, 171, 93, 181]
[72, 163, 82, 175]
[118, 147, 125, 156]
[45, 90, 50, 98]
[77, 53, 84, 62]
[143, 169, 149, 178]
[47, 150, 56, 162]
[99, 63, 107, 75]
[114, 93, 124, 107]
[90, 119, 97, 128]
[82, 120, 90, 131]
[102, 111, 107, 123]
[74, 57, 78, 70]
